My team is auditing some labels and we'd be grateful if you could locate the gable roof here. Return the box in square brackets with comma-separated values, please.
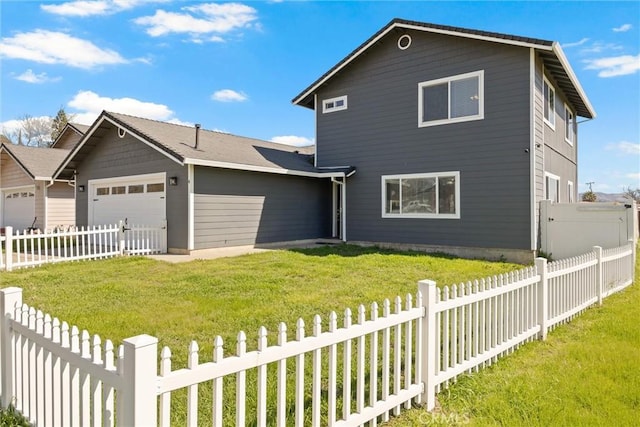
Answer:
[50, 122, 89, 149]
[293, 18, 595, 119]
[55, 111, 354, 179]
[0, 143, 71, 181]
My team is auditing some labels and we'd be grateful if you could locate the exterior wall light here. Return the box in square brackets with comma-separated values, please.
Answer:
[78, 185, 85, 192]
[169, 177, 178, 186]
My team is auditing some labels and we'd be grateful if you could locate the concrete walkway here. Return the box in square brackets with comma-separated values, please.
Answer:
[147, 239, 340, 263]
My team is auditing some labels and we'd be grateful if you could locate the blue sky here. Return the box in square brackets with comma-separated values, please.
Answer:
[1, 1, 638, 193]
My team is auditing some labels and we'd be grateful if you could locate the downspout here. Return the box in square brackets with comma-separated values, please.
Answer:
[44, 180, 56, 231]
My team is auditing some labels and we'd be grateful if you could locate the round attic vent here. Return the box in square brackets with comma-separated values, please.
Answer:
[397, 34, 412, 50]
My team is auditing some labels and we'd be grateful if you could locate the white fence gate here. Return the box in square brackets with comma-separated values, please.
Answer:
[0, 221, 167, 271]
[0, 242, 635, 426]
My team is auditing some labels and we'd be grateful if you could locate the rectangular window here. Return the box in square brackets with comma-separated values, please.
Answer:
[111, 186, 126, 195]
[382, 172, 460, 219]
[128, 184, 144, 194]
[543, 77, 555, 129]
[545, 173, 560, 203]
[568, 181, 574, 203]
[322, 95, 348, 113]
[96, 187, 109, 196]
[147, 183, 165, 193]
[565, 105, 575, 145]
[418, 71, 484, 127]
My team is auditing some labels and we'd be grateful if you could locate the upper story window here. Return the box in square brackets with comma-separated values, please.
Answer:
[565, 105, 575, 145]
[382, 172, 460, 219]
[322, 95, 348, 114]
[543, 77, 555, 129]
[418, 70, 484, 127]
[545, 172, 560, 203]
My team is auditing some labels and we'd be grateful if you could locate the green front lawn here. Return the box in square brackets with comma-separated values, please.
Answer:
[2, 245, 518, 359]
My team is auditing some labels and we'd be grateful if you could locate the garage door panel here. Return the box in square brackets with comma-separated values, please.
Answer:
[3, 188, 35, 231]
[89, 175, 166, 227]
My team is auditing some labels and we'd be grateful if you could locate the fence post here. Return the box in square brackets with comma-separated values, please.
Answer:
[630, 239, 636, 284]
[593, 246, 603, 305]
[418, 279, 437, 411]
[5, 227, 13, 272]
[118, 334, 158, 426]
[0, 287, 23, 408]
[118, 221, 125, 256]
[535, 258, 548, 340]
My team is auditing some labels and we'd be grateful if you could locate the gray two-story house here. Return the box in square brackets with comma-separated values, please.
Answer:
[293, 18, 595, 262]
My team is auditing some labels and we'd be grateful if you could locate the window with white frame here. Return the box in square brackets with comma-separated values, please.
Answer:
[543, 78, 555, 128]
[545, 173, 560, 202]
[418, 71, 484, 127]
[322, 95, 348, 113]
[382, 172, 460, 218]
[565, 105, 575, 145]
[568, 181, 574, 203]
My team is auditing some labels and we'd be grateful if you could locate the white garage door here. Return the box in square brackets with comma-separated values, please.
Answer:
[2, 188, 35, 231]
[89, 174, 166, 227]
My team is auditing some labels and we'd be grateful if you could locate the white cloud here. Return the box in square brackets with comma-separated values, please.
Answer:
[15, 69, 60, 84]
[270, 135, 315, 147]
[562, 38, 589, 49]
[584, 54, 640, 77]
[580, 41, 623, 55]
[627, 172, 640, 180]
[0, 30, 126, 69]
[0, 119, 25, 135]
[67, 90, 176, 125]
[605, 141, 640, 155]
[41, 0, 167, 17]
[134, 2, 258, 41]
[211, 89, 247, 102]
[613, 24, 632, 33]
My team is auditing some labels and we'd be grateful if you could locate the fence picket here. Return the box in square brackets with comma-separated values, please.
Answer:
[0, 242, 634, 425]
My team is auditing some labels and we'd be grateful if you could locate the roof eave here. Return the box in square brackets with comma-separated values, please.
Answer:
[183, 158, 348, 178]
[550, 42, 596, 119]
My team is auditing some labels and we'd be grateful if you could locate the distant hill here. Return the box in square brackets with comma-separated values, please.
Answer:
[578, 192, 634, 203]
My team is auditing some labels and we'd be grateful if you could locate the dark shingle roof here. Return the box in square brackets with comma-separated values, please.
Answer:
[1, 143, 70, 180]
[293, 18, 594, 118]
[55, 111, 353, 179]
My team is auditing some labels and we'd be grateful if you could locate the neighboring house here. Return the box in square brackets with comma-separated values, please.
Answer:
[0, 123, 85, 231]
[53, 111, 352, 254]
[292, 18, 595, 262]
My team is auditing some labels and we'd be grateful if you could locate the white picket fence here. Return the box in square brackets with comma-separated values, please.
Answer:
[0, 242, 635, 426]
[0, 221, 167, 271]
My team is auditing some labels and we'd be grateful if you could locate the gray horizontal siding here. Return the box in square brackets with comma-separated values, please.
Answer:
[75, 126, 188, 250]
[193, 167, 331, 249]
[315, 30, 532, 250]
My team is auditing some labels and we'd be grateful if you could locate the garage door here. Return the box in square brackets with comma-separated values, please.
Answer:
[2, 188, 36, 231]
[89, 174, 166, 227]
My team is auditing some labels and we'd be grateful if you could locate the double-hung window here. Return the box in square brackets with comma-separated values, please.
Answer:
[545, 172, 560, 202]
[565, 105, 575, 145]
[543, 77, 555, 129]
[418, 71, 484, 127]
[382, 172, 460, 219]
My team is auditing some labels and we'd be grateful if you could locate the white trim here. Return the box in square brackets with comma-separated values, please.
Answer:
[322, 95, 348, 113]
[182, 158, 347, 178]
[292, 21, 554, 106]
[314, 94, 318, 168]
[381, 171, 460, 219]
[342, 178, 347, 241]
[543, 75, 556, 130]
[397, 34, 412, 50]
[551, 43, 596, 118]
[418, 70, 484, 127]
[188, 164, 194, 251]
[564, 103, 575, 146]
[529, 48, 537, 251]
[0, 184, 36, 192]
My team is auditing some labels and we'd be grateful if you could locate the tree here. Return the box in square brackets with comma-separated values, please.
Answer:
[1, 114, 53, 147]
[622, 186, 640, 203]
[50, 107, 75, 142]
[582, 191, 597, 202]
